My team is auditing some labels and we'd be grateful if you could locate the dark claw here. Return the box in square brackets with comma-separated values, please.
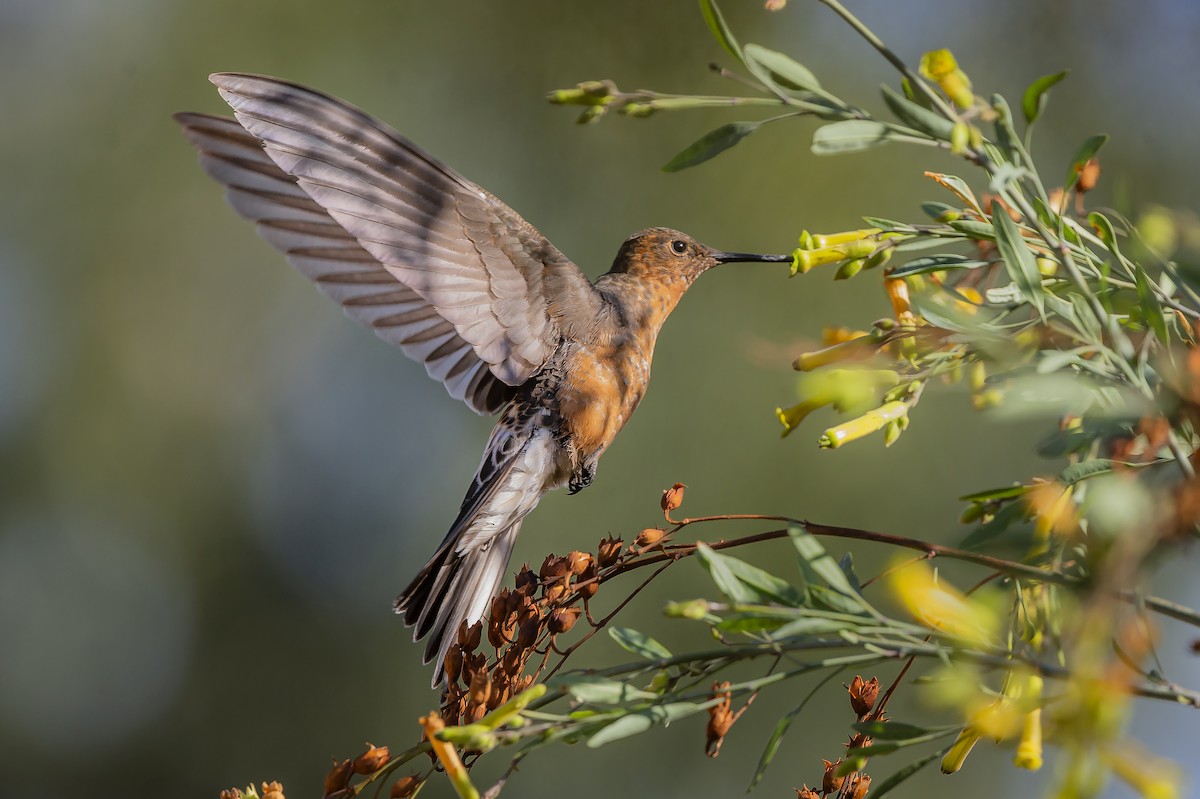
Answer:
[568, 465, 595, 495]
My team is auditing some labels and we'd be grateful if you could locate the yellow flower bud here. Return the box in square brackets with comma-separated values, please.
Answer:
[919, 49, 974, 109]
[950, 122, 970, 155]
[811, 228, 882, 248]
[818, 401, 908, 449]
[834, 258, 866, 280]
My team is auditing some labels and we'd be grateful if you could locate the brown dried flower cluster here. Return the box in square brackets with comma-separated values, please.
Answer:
[321, 743, 393, 799]
[438, 533, 631, 726]
[792, 674, 884, 798]
[219, 782, 285, 799]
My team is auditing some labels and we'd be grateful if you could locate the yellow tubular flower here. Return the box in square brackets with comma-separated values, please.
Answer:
[1103, 746, 1181, 799]
[941, 727, 981, 774]
[819, 402, 908, 449]
[885, 557, 999, 645]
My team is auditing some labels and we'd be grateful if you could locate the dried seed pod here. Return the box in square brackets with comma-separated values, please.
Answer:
[795, 786, 819, 799]
[565, 550, 593, 576]
[821, 759, 845, 795]
[469, 668, 492, 707]
[636, 528, 665, 547]
[548, 607, 581, 634]
[457, 620, 482, 652]
[323, 759, 353, 798]
[352, 744, 390, 774]
[516, 616, 540, 649]
[260, 783, 285, 799]
[444, 645, 464, 685]
[389, 775, 422, 798]
[575, 562, 599, 599]
[514, 563, 538, 596]
[847, 773, 871, 799]
[660, 482, 686, 517]
[847, 675, 880, 717]
[543, 581, 566, 604]
[539, 554, 571, 581]
[597, 535, 623, 567]
[705, 681, 735, 757]
[1075, 158, 1100, 193]
[501, 646, 524, 677]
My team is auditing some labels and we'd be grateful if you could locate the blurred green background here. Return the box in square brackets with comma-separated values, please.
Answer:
[2, 0, 1198, 796]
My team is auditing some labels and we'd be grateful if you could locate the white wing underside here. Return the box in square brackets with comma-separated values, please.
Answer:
[177, 73, 606, 415]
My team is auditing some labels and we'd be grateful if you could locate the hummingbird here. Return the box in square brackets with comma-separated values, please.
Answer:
[176, 73, 789, 684]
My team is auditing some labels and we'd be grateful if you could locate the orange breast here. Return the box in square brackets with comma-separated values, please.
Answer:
[558, 339, 651, 459]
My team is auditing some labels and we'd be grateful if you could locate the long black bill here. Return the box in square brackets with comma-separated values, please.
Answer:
[713, 251, 792, 264]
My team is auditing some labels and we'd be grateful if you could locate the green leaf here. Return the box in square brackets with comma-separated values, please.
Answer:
[960, 501, 1029, 550]
[695, 542, 759, 603]
[586, 712, 653, 748]
[1066, 134, 1108, 188]
[662, 121, 761, 172]
[991, 94, 1021, 164]
[991, 200, 1045, 318]
[839, 553, 862, 594]
[861, 216, 918, 233]
[609, 626, 672, 661]
[853, 721, 942, 740]
[920, 201, 960, 221]
[587, 703, 704, 748]
[556, 675, 657, 704]
[959, 484, 1031, 503]
[890, 254, 989, 277]
[811, 120, 893, 155]
[1022, 70, 1069, 125]
[880, 83, 954, 139]
[744, 44, 821, 93]
[1059, 458, 1114, 485]
[787, 526, 863, 609]
[948, 219, 996, 240]
[715, 613, 787, 634]
[697, 545, 805, 606]
[698, 0, 743, 64]
[1134, 265, 1169, 345]
[767, 616, 850, 639]
[869, 749, 946, 799]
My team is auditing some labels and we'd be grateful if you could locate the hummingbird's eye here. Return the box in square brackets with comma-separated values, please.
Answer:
[670, 240, 687, 255]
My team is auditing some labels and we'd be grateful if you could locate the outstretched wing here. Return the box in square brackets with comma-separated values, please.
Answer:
[175, 112, 514, 414]
[194, 72, 605, 399]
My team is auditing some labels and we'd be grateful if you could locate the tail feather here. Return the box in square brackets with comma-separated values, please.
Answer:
[395, 524, 521, 687]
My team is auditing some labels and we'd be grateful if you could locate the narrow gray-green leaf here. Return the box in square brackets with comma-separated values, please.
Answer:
[811, 120, 893, 155]
[1066, 134, 1108, 189]
[718, 555, 807, 606]
[586, 712, 653, 748]
[696, 542, 759, 603]
[767, 616, 848, 639]
[990, 200, 1045, 318]
[587, 703, 704, 748]
[991, 94, 1022, 164]
[699, 0, 743, 63]
[787, 527, 862, 605]
[880, 84, 954, 139]
[890, 254, 989, 277]
[744, 43, 821, 93]
[1022, 70, 1069, 125]
[609, 626, 672, 660]
[662, 121, 761, 172]
[1134, 265, 1169, 345]
[853, 721, 944, 740]
[558, 675, 658, 704]
[1059, 458, 1114, 485]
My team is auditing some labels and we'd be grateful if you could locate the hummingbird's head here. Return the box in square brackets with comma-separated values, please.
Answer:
[609, 227, 790, 284]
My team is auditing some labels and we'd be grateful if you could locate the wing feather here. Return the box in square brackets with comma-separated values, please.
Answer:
[174, 110, 516, 415]
[205, 72, 607, 387]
